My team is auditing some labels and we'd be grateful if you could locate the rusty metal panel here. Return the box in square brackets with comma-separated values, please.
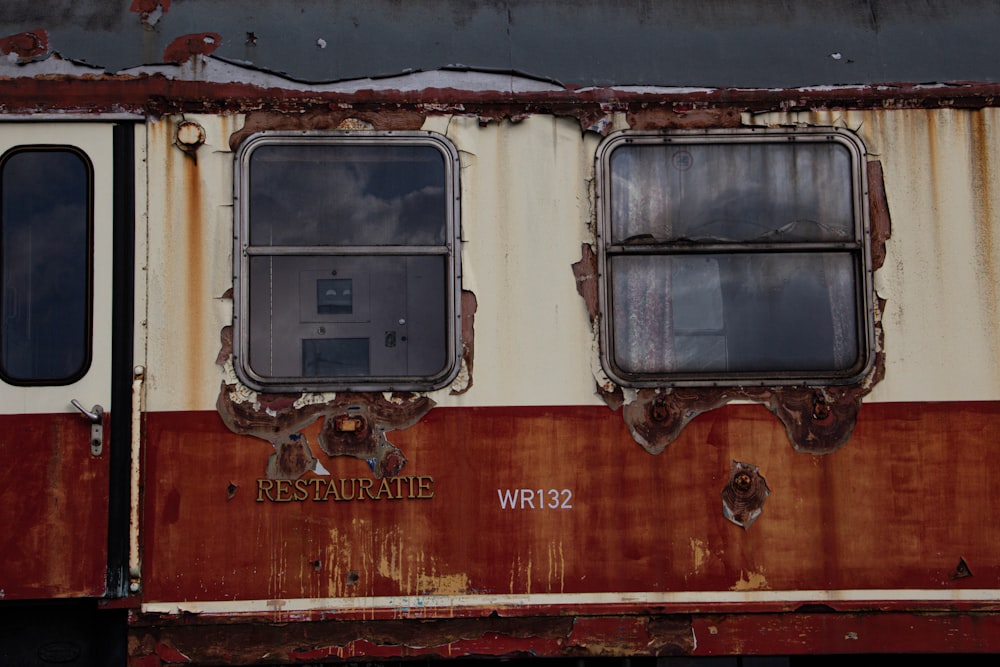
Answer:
[139, 402, 1000, 608]
[0, 413, 110, 598]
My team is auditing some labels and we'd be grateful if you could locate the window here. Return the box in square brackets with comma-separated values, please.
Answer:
[596, 128, 873, 387]
[234, 131, 461, 392]
[0, 146, 93, 385]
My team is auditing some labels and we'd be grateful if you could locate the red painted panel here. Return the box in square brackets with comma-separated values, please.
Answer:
[140, 401, 1000, 606]
[0, 413, 109, 598]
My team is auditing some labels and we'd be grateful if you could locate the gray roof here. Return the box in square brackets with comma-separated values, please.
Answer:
[2, 1, 999, 89]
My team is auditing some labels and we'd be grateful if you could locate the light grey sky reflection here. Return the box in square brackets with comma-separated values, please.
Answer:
[249, 144, 447, 247]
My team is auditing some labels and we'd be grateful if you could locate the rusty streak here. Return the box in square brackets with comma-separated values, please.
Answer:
[2, 76, 1000, 117]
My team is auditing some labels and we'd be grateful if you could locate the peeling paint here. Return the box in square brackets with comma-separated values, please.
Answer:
[417, 572, 469, 596]
[575, 156, 891, 455]
[217, 380, 433, 480]
[731, 570, 770, 591]
[163, 33, 222, 64]
[689, 538, 711, 574]
[0, 29, 48, 62]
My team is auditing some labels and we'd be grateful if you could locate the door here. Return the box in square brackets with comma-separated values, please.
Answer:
[0, 122, 125, 599]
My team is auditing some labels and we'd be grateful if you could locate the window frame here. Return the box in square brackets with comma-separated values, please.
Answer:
[0, 144, 95, 387]
[595, 127, 875, 388]
[233, 130, 462, 394]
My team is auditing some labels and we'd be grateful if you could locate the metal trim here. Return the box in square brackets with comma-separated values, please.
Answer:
[594, 126, 875, 388]
[232, 130, 462, 394]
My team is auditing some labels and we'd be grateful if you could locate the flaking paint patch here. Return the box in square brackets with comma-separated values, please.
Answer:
[417, 572, 469, 596]
[730, 570, 769, 591]
[690, 538, 710, 574]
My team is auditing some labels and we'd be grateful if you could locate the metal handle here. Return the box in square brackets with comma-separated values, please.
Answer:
[71, 399, 104, 456]
[71, 399, 104, 423]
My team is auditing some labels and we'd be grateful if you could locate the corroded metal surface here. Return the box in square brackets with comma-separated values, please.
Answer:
[721, 461, 770, 529]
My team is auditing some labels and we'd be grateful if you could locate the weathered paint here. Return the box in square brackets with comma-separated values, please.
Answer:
[139, 402, 1000, 606]
[132, 106, 1000, 415]
[5, 5, 1000, 659]
[144, 114, 240, 413]
[0, 414, 110, 598]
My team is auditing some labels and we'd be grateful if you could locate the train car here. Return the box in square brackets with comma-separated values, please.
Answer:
[2, 1, 1000, 664]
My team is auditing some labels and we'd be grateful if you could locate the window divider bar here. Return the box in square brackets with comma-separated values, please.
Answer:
[244, 245, 451, 256]
[606, 241, 861, 255]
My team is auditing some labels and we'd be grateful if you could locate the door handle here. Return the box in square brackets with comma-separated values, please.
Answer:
[71, 399, 104, 456]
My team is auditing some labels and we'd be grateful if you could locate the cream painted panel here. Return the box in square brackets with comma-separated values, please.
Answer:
[143, 114, 242, 412]
[427, 115, 602, 407]
[0, 123, 116, 415]
[147, 108, 1000, 410]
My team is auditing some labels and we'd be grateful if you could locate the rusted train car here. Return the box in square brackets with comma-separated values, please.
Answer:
[3, 1, 1000, 664]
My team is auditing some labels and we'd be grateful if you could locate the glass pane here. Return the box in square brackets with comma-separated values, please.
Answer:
[249, 144, 447, 246]
[303, 338, 369, 377]
[610, 252, 860, 376]
[1, 149, 91, 383]
[609, 141, 855, 244]
[247, 254, 448, 381]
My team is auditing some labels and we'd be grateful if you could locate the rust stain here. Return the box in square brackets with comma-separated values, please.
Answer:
[450, 290, 478, 395]
[5, 76, 1000, 117]
[969, 110, 1000, 371]
[163, 33, 221, 64]
[182, 142, 205, 401]
[0, 30, 49, 61]
[721, 461, 770, 529]
[229, 111, 428, 151]
[867, 160, 891, 271]
[627, 106, 742, 130]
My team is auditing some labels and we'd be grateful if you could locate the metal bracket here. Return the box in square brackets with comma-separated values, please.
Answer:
[71, 399, 104, 456]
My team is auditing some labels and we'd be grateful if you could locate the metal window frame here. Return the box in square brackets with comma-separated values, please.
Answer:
[233, 130, 462, 393]
[595, 127, 875, 388]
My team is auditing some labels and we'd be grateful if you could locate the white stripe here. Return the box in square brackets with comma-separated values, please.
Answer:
[142, 589, 1000, 616]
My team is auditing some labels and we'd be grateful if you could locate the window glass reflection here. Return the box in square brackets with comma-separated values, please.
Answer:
[1, 148, 91, 383]
[610, 141, 855, 244]
[249, 144, 447, 247]
[610, 253, 859, 375]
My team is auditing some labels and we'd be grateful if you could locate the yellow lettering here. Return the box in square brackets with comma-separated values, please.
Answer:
[374, 478, 393, 500]
[274, 479, 293, 502]
[256, 479, 275, 502]
[254, 475, 435, 502]
[322, 479, 341, 501]
[417, 475, 435, 499]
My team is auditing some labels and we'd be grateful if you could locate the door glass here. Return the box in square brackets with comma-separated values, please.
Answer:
[0, 148, 92, 384]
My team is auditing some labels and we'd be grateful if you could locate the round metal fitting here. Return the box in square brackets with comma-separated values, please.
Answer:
[175, 121, 206, 151]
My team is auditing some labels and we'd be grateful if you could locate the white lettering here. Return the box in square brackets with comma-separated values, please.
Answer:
[496, 488, 574, 510]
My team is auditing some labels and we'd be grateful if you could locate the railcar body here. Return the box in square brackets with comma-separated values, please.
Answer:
[2, 2, 1000, 665]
